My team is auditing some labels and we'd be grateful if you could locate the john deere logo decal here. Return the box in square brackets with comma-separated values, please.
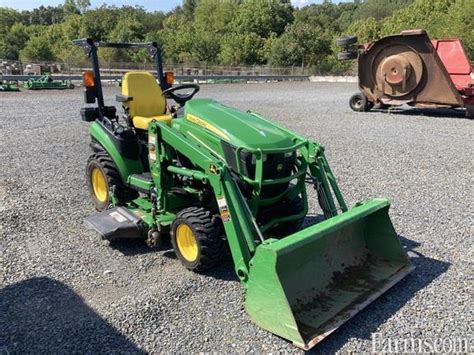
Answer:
[277, 163, 283, 172]
[209, 164, 219, 175]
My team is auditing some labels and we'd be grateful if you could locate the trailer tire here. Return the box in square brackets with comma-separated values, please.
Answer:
[349, 92, 371, 112]
[337, 50, 358, 61]
[86, 153, 137, 211]
[171, 207, 225, 272]
[465, 105, 474, 119]
[336, 35, 358, 46]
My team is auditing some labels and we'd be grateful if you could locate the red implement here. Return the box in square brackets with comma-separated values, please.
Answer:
[340, 30, 474, 118]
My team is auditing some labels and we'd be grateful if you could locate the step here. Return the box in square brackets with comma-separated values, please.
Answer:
[129, 172, 153, 193]
[84, 207, 145, 240]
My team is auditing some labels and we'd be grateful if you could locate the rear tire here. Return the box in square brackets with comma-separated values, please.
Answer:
[86, 152, 137, 211]
[171, 207, 225, 272]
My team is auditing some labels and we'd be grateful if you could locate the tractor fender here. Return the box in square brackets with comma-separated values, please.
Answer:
[89, 121, 143, 181]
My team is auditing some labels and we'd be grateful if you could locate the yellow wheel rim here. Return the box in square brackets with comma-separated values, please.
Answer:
[91, 167, 108, 202]
[176, 224, 199, 262]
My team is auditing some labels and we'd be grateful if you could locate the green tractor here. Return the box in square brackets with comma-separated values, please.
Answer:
[73, 38, 413, 349]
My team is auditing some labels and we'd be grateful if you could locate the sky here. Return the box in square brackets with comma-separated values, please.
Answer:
[0, 0, 342, 12]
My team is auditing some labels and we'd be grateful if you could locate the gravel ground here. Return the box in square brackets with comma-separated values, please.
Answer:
[1, 82, 472, 353]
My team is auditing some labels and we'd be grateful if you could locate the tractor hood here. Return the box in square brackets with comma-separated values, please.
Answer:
[184, 99, 294, 150]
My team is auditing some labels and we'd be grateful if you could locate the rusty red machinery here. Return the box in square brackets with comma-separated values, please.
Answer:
[337, 30, 474, 118]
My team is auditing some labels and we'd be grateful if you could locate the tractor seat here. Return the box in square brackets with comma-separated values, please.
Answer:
[120, 71, 172, 130]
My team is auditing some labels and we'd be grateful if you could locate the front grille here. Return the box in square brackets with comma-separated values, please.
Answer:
[222, 142, 297, 198]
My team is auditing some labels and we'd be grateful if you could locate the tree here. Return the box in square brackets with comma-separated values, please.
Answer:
[231, 0, 294, 38]
[76, 0, 91, 14]
[219, 32, 266, 65]
[355, 0, 415, 21]
[191, 0, 237, 63]
[346, 17, 380, 43]
[63, 0, 80, 16]
[81, 5, 120, 41]
[20, 36, 55, 61]
[218, 0, 293, 65]
[23, 6, 64, 25]
[0, 8, 24, 34]
[182, 0, 197, 19]
[379, 0, 453, 37]
[159, 12, 193, 63]
[267, 5, 334, 68]
[0, 22, 29, 59]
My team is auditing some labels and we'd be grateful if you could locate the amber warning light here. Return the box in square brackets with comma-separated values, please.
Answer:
[82, 71, 95, 87]
[165, 71, 174, 86]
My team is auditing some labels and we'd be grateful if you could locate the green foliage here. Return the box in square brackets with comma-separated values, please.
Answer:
[160, 12, 194, 64]
[0, 0, 471, 73]
[438, 0, 474, 58]
[63, 0, 80, 16]
[20, 36, 55, 61]
[220, 32, 266, 65]
[354, 0, 415, 21]
[191, 0, 237, 63]
[346, 17, 380, 43]
[23, 6, 65, 25]
[379, 0, 453, 36]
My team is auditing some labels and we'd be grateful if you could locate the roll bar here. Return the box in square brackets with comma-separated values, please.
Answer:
[72, 38, 169, 111]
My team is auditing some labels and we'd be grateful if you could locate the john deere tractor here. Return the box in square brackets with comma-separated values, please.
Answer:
[74, 38, 413, 349]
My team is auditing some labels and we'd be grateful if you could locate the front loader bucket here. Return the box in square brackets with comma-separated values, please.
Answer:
[245, 198, 413, 349]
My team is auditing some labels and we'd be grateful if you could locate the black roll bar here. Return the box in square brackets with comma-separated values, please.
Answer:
[72, 38, 169, 113]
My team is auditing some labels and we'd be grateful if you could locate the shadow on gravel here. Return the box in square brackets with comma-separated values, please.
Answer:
[371, 107, 468, 119]
[107, 214, 330, 283]
[109, 237, 172, 256]
[308, 235, 450, 354]
[0, 277, 144, 354]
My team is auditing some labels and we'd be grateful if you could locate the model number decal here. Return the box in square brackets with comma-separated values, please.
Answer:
[217, 196, 231, 222]
[187, 113, 230, 141]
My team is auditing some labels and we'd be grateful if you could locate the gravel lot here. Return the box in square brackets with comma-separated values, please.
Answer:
[1, 82, 472, 353]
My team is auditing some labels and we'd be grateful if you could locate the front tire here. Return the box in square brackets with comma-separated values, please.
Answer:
[171, 207, 225, 272]
[271, 197, 305, 236]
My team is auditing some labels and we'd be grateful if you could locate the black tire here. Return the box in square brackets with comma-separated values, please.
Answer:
[271, 196, 305, 236]
[465, 105, 474, 119]
[337, 50, 358, 61]
[86, 152, 137, 211]
[336, 35, 358, 46]
[349, 92, 371, 112]
[171, 207, 225, 272]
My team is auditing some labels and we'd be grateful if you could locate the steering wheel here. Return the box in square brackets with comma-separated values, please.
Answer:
[162, 83, 200, 106]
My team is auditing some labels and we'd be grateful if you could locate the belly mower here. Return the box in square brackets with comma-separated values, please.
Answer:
[23, 74, 74, 90]
[73, 38, 413, 349]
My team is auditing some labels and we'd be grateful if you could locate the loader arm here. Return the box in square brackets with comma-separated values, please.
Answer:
[150, 121, 260, 278]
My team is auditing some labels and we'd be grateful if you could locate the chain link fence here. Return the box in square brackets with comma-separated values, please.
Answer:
[1, 59, 307, 77]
